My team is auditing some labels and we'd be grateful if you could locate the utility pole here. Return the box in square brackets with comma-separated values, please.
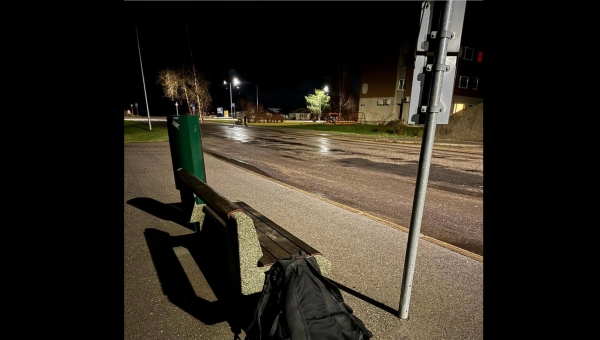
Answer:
[135, 19, 151, 131]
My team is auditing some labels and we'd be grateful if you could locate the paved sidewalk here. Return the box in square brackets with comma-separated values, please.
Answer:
[124, 142, 483, 340]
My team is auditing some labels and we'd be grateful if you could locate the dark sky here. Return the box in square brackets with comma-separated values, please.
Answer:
[123, 1, 483, 115]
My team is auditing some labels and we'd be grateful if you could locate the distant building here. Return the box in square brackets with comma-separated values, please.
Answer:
[358, 1, 483, 125]
[288, 108, 311, 120]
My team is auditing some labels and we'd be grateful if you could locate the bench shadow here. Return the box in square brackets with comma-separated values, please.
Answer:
[144, 224, 259, 338]
[127, 197, 194, 231]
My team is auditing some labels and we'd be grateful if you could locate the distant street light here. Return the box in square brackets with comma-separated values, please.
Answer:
[175, 102, 179, 116]
[319, 86, 329, 121]
[224, 77, 239, 117]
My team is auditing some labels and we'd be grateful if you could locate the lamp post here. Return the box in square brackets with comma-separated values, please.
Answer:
[319, 86, 329, 121]
[175, 102, 179, 116]
[224, 77, 239, 118]
[236, 86, 240, 116]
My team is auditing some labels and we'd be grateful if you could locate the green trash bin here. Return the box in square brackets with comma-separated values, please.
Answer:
[167, 115, 207, 230]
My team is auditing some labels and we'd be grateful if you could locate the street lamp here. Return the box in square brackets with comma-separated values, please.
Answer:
[319, 86, 329, 121]
[175, 102, 179, 116]
[224, 77, 239, 117]
[236, 86, 240, 116]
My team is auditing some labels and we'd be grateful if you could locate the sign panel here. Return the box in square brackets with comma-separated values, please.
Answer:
[407, 56, 456, 125]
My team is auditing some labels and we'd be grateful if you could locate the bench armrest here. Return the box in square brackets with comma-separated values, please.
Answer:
[176, 168, 243, 221]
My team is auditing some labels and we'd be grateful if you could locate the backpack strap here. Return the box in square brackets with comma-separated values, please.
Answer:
[246, 264, 279, 338]
[268, 313, 280, 338]
[304, 256, 373, 338]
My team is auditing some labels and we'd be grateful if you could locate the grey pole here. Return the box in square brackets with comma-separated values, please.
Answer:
[135, 19, 151, 131]
[229, 82, 233, 117]
[399, 0, 454, 320]
[175, 102, 179, 116]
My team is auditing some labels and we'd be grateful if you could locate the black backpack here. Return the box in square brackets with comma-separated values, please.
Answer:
[244, 252, 373, 340]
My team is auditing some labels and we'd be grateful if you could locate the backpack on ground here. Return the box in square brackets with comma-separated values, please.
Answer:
[244, 251, 373, 340]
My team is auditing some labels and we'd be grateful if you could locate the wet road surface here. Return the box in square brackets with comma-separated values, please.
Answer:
[194, 122, 483, 257]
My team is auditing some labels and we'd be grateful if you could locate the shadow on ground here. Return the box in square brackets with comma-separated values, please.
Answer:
[134, 198, 398, 338]
[127, 197, 195, 231]
[143, 223, 260, 339]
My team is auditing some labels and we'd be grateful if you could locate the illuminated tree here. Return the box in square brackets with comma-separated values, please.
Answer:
[304, 89, 330, 118]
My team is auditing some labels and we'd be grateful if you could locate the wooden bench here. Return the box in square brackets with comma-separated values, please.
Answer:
[176, 168, 332, 295]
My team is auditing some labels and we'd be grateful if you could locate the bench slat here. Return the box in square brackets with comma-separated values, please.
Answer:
[254, 228, 290, 266]
[255, 222, 303, 258]
[235, 201, 322, 257]
[234, 203, 306, 266]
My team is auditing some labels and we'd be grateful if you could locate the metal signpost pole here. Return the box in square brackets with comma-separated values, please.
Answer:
[399, 0, 456, 319]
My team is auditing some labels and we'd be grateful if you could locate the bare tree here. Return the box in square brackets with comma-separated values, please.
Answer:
[183, 68, 212, 117]
[178, 66, 194, 115]
[193, 75, 212, 116]
[331, 65, 358, 116]
[239, 99, 255, 113]
[157, 68, 180, 103]
[157, 66, 212, 117]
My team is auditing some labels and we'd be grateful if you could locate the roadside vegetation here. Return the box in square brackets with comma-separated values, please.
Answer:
[124, 121, 170, 143]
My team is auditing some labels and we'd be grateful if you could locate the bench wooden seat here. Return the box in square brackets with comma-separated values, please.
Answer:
[233, 201, 322, 267]
[176, 168, 332, 295]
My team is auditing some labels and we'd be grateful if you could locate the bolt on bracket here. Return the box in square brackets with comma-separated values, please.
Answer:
[426, 64, 451, 72]
[421, 105, 443, 113]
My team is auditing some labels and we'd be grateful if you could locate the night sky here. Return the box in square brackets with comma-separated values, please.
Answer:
[124, 1, 482, 116]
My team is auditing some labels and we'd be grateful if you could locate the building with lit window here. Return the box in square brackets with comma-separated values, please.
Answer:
[358, 1, 483, 124]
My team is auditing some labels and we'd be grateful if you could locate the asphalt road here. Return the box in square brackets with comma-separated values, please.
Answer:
[125, 117, 483, 258]
[197, 122, 483, 258]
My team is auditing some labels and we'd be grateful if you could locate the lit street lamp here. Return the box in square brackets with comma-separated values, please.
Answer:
[224, 77, 239, 117]
[319, 86, 329, 120]
[175, 102, 179, 116]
